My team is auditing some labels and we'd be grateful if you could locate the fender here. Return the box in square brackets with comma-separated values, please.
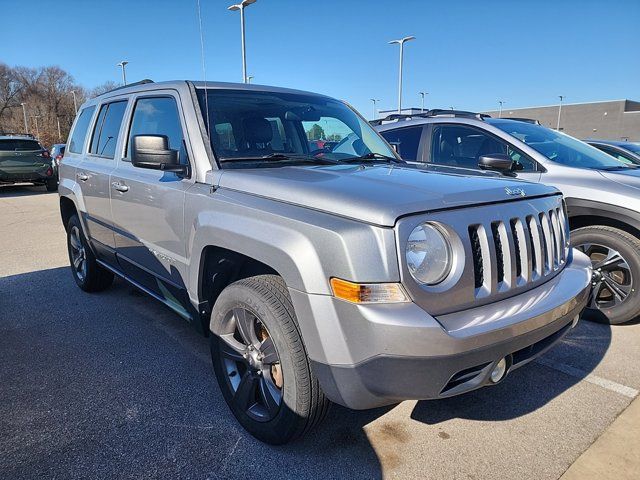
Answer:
[565, 197, 640, 233]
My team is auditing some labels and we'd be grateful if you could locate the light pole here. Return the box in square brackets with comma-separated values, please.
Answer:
[246, 75, 254, 84]
[557, 95, 565, 130]
[419, 91, 428, 112]
[117, 61, 129, 86]
[228, 0, 257, 84]
[71, 90, 78, 112]
[498, 100, 505, 118]
[370, 98, 380, 119]
[388, 36, 415, 114]
[32, 115, 41, 140]
[20, 103, 28, 133]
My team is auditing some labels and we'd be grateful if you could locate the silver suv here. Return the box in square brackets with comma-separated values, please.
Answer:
[376, 111, 640, 325]
[59, 81, 591, 444]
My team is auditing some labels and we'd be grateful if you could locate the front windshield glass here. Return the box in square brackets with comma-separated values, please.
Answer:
[195, 88, 396, 166]
[491, 120, 631, 170]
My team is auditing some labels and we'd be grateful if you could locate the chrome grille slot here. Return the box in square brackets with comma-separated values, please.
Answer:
[491, 222, 505, 285]
[510, 218, 528, 283]
[550, 209, 562, 269]
[539, 212, 553, 274]
[527, 215, 542, 279]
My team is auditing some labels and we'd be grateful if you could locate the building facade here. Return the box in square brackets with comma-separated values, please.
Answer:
[483, 100, 640, 141]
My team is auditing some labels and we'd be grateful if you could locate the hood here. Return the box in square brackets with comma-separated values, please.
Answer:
[598, 168, 640, 192]
[218, 164, 558, 226]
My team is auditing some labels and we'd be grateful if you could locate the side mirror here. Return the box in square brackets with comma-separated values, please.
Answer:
[478, 154, 516, 175]
[131, 135, 189, 176]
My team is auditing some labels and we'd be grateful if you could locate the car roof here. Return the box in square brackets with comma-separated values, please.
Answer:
[88, 79, 333, 105]
[587, 139, 638, 147]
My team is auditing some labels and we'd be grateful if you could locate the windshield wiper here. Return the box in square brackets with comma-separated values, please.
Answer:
[343, 152, 405, 164]
[219, 153, 338, 165]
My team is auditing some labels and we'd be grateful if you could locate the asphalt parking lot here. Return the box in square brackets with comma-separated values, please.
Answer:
[1, 185, 639, 480]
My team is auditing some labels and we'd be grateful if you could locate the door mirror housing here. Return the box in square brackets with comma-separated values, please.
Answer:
[131, 135, 189, 176]
[478, 154, 517, 176]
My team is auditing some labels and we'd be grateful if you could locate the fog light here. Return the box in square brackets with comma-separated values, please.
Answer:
[490, 358, 507, 383]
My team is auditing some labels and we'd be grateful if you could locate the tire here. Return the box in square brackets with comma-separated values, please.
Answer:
[209, 274, 330, 444]
[571, 225, 640, 324]
[66, 214, 114, 292]
[45, 178, 58, 192]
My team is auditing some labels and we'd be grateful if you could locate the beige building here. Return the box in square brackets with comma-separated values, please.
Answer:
[484, 100, 640, 141]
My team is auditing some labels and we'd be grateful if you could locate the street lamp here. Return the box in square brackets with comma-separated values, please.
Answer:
[228, 0, 257, 84]
[20, 103, 28, 133]
[419, 91, 428, 112]
[246, 75, 254, 84]
[71, 90, 78, 112]
[117, 61, 129, 86]
[370, 98, 380, 119]
[388, 36, 415, 114]
[557, 95, 565, 130]
[498, 100, 505, 118]
[32, 115, 41, 140]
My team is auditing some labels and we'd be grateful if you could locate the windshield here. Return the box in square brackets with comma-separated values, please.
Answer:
[491, 120, 630, 170]
[196, 88, 396, 166]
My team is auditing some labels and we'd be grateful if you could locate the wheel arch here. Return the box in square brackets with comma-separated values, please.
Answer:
[566, 198, 640, 240]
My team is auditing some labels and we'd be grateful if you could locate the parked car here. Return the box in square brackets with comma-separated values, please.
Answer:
[59, 81, 591, 444]
[50, 143, 66, 183]
[587, 140, 640, 166]
[0, 134, 57, 191]
[375, 110, 640, 324]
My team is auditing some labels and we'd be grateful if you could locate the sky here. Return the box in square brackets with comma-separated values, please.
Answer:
[1, 0, 639, 117]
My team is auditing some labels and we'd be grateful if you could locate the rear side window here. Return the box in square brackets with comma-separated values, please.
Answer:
[0, 139, 41, 151]
[90, 101, 128, 158]
[380, 126, 423, 161]
[68, 106, 96, 154]
[126, 96, 186, 163]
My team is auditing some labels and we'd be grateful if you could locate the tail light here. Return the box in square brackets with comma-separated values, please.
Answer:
[55, 154, 63, 166]
[46, 167, 53, 176]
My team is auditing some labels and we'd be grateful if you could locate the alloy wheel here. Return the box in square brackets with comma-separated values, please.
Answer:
[218, 307, 283, 422]
[576, 243, 633, 310]
[69, 226, 87, 282]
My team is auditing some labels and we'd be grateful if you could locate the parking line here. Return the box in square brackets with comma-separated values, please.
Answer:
[536, 358, 639, 399]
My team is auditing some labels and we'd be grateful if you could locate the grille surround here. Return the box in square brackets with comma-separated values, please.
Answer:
[396, 194, 569, 317]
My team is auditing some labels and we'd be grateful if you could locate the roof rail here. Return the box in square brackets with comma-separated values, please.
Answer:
[0, 132, 35, 138]
[370, 109, 490, 126]
[101, 79, 154, 96]
[505, 117, 541, 125]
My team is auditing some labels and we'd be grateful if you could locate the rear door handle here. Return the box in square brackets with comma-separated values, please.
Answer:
[111, 181, 129, 193]
[77, 172, 88, 181]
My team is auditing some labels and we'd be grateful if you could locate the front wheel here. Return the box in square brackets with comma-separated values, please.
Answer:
[571, 225, 640, 324]
[209, 275, 330, 444]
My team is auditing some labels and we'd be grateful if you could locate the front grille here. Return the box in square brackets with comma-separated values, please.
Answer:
[468, 206, 567, 298]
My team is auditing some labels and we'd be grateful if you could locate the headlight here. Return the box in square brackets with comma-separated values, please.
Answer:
[406, 223, 452, 285]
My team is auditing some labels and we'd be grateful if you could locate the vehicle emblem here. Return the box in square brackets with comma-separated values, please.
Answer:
[505, 187, 526, 197]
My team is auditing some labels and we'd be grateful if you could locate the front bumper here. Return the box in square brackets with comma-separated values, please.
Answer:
[290, 249, 592, 409]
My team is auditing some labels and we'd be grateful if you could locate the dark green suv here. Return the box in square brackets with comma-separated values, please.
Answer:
[0, 135, 57, 191]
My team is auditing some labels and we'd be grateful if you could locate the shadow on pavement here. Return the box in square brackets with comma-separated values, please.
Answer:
[0, 184, 52, 197]
[0, 265, 612, 479]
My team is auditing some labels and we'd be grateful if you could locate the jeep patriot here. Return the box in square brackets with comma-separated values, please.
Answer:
[59, 80, 592, 444]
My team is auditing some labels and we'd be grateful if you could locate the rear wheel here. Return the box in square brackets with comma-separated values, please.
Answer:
[209, 275, 330, 444]
[66, 214, 114, 292]
[45, 178, 58, 192]
[572, 225, 640, 324]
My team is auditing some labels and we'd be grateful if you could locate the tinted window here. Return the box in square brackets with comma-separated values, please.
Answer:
[596, 146, 638, 165]
[126, 97, 186, 163]
[0, 139, 41, 151]
[68, 106, 95, 154]
[430, 124, 537, 171]
[380, 126, 422, 161]
[90, 101, 127, 158]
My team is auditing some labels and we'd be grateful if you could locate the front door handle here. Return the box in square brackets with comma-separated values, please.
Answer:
[77, 172, 88, 181]
[111, 181, 129, 193]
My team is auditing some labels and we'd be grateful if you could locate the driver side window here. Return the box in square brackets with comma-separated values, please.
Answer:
[429, 124, 537, 172]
